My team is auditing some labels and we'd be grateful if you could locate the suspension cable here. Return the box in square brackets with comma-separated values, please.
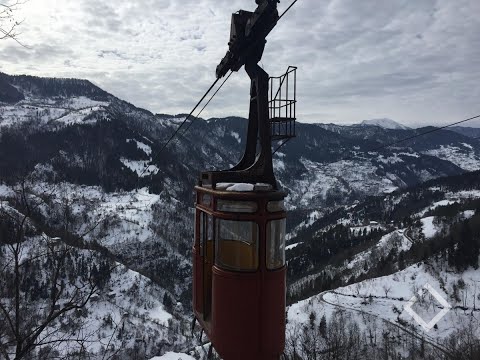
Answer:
[138, 77, 220, 178]
[279, 0, 299, 20]
[181, 71, 233, 137]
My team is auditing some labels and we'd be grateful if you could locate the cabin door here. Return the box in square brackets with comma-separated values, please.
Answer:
[201, 213, 214, 320]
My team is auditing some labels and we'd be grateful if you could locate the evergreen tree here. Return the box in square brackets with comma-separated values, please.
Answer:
[319, 314, 327, 339]
[163, 293, 174, 312]
[309, 311, 316, 330]
[456, 221, 478, 271]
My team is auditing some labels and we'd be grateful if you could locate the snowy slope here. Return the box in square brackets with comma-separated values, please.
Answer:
[0, 95, 110, 129]
[286, 261, 480, 358]
[320, 261, 480, 341]
[423, 144, 480, 171]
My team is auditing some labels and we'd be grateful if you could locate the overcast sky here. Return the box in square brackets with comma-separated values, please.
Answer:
[1, 0, 480, 127]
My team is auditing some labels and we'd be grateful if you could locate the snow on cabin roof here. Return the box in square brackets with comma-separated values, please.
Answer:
[216, 183, 273, 192]
[150, 353, 195, 360]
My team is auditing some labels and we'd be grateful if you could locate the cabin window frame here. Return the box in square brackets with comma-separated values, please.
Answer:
[266, 218, 286, 270]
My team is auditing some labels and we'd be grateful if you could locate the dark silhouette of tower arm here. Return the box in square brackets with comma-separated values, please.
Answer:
[216, 0, 280, 79]
[201, 0, 295, 189]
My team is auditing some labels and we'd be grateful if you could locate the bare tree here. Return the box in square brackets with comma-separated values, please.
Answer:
[471, 278, 479, 312]
[0, 180, 108, 359]
[0, 1, 26, 45]
[382, 284, 392, 298]
[284, 325, 302, 360]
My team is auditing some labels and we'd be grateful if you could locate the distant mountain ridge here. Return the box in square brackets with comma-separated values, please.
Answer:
[1, 71, 479, 204]
[449, 125, 480, 138]
[360, 118, 410, 130]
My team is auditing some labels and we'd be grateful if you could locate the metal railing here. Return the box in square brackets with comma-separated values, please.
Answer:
[269, 66, 297, 140]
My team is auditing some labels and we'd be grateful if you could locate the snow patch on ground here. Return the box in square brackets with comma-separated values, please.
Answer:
[62, 96, 109, 110]
[399, 152, 420, 158]
[55, 106, 103, 125]
[230, 131, 241, 144]
[463, 210, 476, 219]
[120, 158, 159, 177]
[286, 242, 302, 251]
[0, 184, 14, 197]
[418, 200, 458, 216]
[127, 138, 152, 156]
[273, 158, 286, 171]
[378, 154, 403, 164]
[421, 217, 438, 238]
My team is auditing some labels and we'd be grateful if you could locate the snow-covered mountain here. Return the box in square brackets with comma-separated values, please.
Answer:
[360, 118, 410, 130]
[1, 72, 480, 359]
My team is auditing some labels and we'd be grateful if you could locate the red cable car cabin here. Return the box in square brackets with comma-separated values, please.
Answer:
[192, 1, 297, 359]
[193, 185, 287, 360]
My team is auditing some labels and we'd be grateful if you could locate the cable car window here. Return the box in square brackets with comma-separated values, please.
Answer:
[201, 194, 212, 207]
[217, 200, 258, 213]
[267, 201, 285, 212]
[216, 220, 258, 271]
[266, 219, 286, 270]
[207, 215, 213, 242]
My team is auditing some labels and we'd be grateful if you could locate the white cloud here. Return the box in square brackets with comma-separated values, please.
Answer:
[1, 0, 480, 127]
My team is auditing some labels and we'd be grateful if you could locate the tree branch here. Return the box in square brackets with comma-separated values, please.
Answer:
[0, 1, 29, 47]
